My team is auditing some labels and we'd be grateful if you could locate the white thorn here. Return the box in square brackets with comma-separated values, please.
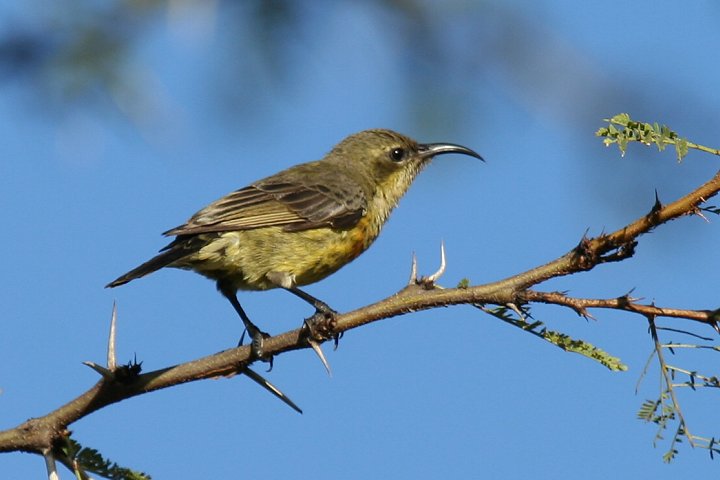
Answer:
[507, 303, 526, 320]
[309, 339, 332, 377]
[107, 302, 117, 371]
[425, 240, 447, 284]
[408, 251, 418, 285]
[695, 209, 710, 223]
[244, 367, 303, 414]
[44, 450, 59, 480]
[83, 361, 114, 379]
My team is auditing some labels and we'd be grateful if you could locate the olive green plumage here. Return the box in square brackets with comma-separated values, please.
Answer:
[107, 129, 481, 338]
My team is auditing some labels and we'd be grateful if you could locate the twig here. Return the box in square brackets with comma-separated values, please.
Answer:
[648, 316, 696, 447]
[525, 290, 718, 330]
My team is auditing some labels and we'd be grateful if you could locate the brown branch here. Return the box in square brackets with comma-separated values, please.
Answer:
[1, 168, 719, 461]
[484, 169, 720, 293]
[524, 290, 720, 331]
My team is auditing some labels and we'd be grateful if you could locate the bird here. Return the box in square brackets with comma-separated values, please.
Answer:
[107, 129, 482, 352]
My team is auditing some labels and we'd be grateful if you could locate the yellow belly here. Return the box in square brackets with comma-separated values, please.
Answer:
[170, 217, 377, 291]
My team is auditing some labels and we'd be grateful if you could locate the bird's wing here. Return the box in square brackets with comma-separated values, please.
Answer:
[163, 176, 367, 236]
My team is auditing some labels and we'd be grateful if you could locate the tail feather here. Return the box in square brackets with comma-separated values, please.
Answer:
[106, 246, 189, 288]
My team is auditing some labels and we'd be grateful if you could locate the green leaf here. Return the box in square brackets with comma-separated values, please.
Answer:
[637, 399, 660, 422]
[597, 113, 695, 160]
[58, 438, 151, 480]
[675, 137, 689, 161]
[610, 112, 630, 125]
[484, 306, 627, 371]
[542, 330, 628, 371]
[663, 448, 678, 463]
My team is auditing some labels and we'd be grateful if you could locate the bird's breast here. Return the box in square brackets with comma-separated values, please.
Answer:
[173, 213, 386, 291]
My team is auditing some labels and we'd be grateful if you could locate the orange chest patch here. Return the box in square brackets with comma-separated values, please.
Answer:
[344, 215, 380, 260]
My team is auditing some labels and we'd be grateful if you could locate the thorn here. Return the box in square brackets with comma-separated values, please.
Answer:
[43, 449, 59, 480]
[243, 367, 303, 414]
[408, 251, 418, 285]
[709, 309, 720, 335]
[619, 288, 642, 303]
[107, 302, 117, 371]
[578, 308, 596, 321]
[308, 339, 332, 377]
[424, 240, 447, 284]
[83, 361, 114, 380]
[651, 189, 663, 214]
[506, 303, 526, 320]
[301, 316, 333, 375]
[412, 241, 448, 288]
[694, 208, 710, 223]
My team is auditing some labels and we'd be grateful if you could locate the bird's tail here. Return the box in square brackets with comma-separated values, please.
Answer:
[106, 246, 189, 288]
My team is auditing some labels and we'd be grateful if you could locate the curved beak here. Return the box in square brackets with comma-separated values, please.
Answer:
[418, 142, 484, 162]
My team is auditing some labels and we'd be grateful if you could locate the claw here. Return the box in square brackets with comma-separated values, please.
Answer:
[250, 329, 273, 368]
[238, 326, 273, 368]
[333, 332, 344, 351]
[250, 329, 266, 358]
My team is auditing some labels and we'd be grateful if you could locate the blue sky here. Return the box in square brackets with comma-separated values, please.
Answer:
[1, 1, 719, 478]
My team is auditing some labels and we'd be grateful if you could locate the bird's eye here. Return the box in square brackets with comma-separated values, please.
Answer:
[389, 147, 406, 162]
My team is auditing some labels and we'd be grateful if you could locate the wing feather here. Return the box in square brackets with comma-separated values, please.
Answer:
[163, 173, 367, 236]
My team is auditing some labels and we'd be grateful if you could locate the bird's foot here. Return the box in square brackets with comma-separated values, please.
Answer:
[312, 305, 343, 350]
[283, 286, 340, 347]
[302, 305, 337, 339]
[301, 306, 339, 376]
[238, 324, 273, 369]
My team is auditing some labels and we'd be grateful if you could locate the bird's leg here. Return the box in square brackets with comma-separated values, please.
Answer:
[217, 281, 270, 360]
[265, 272, 335, 316]
[282, 286, 337, 375]
[285, 286, 336, 315]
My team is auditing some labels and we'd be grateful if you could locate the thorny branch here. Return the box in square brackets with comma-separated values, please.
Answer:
[524, 291, 720, 332]
[1, 115, 720, 476]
